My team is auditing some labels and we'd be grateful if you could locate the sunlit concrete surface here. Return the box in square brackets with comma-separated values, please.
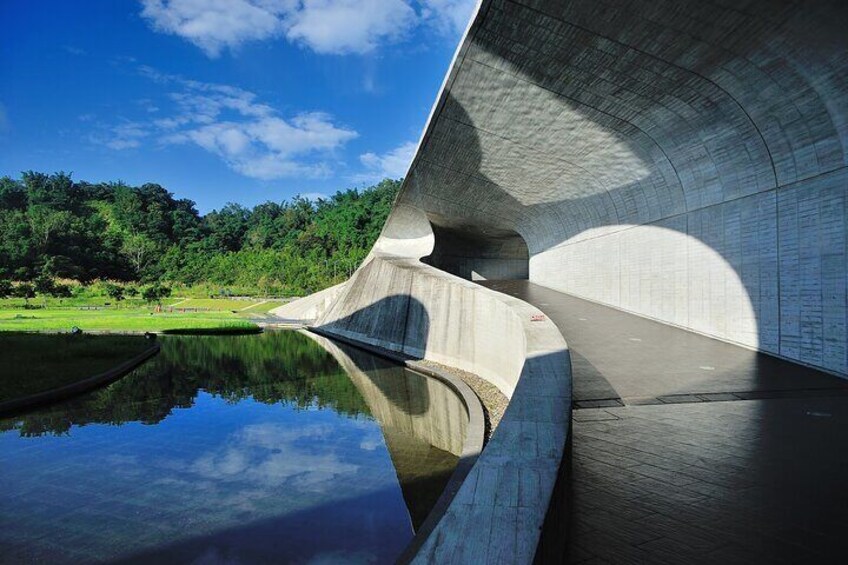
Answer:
[400, 0, 848, 376]
[484, 280, 848, 563]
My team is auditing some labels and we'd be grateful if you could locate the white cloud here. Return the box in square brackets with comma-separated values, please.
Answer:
[140, 0, 474, 57]
[140, 0, 415, 56]
[284, 0, 416, 55]
[90, 121, 150, 150]
[140, 0, 287, 57]
[189, 423, 360, 492]
[419, 0, 476, 36]
[62, 45, 87, 56]
[357, 140, 416, 181]
[95, 67, 358, 180]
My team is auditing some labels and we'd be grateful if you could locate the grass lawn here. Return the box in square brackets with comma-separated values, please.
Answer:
[167, 298, 289, 312]
[0, 307, 260, 333]
[238, 300, 290, 314]
[168, 298, 258, 311]
[0, 334, 151, 403]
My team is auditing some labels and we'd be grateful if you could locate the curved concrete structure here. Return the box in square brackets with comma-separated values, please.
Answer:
[276, 0, 848, 561]
[392, 0, 846, 376]
[292, 253, 572, 560]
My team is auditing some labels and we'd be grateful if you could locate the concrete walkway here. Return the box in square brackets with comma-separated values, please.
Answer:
[481, 281, 848, 563]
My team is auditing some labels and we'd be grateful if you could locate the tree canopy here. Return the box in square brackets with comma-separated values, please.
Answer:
[0, 172, 401, 295]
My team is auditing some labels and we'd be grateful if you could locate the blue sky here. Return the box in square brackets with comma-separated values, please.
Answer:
[0, 0, 475, 212]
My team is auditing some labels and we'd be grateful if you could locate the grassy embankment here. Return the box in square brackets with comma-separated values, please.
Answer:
[0, 334, 151, 403]
[0, 297, 288, 333]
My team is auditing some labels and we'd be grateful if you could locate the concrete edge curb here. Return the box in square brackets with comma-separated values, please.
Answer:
[302, 327, 486, 563]
[0, 343, 161, 418]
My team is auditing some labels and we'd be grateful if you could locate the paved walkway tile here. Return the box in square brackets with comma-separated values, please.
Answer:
[481, 281, 848, 563]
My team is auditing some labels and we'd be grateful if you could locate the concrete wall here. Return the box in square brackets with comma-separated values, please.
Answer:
[396, 0, 848, 376]
[268, 282, 346, 323]
[315, 254, 530, 397]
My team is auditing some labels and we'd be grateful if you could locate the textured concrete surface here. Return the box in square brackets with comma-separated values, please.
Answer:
[313, 255, 538, 396]
[569, 398, 848, 564]
[268, 282, 345, 324]
[484, 280, 848, 563]
[390, 0, 848, 376]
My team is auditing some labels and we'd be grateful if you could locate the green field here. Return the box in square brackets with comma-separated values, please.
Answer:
[0, 306, 261, 333]
[167, 298, 288, 313]
[0, 334, 151, 403]
[0, 294, 288, 334]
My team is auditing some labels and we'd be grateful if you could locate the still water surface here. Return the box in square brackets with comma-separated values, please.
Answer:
[0, 331, 465, 564]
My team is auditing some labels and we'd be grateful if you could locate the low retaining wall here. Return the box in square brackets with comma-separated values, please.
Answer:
[280, 254, 572, 562]
[0, 343, 161, 417]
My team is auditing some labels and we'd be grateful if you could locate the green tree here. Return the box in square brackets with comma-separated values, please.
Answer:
[121, 233, 159, 277]
[13, 283, 36, 306]
[33, 275, 55, 296]
[0, 171, 400, 295]
[0, 177, 27, 210]
[51, 284, 72, 299]
[103, 283, 125, 302]
[142, 284, 171, 305]
[0, 279, 12, 298]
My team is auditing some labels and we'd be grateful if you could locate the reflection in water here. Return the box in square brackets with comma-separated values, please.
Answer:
[314, 336, 467, 528]
[0, 331, 466, 564]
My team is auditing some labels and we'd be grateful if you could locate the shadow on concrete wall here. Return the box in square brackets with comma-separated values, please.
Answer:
[317, 293, 432, 364]
[414, 91, 765, 356]
[424, 220, 530, 280]
[315, 285, 574, 560]
[397, 0, 848, 375]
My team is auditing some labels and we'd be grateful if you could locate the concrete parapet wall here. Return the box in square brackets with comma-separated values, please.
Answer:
[409, 273, 571, 562]
[315, 254, 530, 398]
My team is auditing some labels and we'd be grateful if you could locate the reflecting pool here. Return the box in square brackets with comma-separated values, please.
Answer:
[0, 331, 466, 564]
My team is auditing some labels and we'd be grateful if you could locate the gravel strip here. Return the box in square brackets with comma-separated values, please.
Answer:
[418, 360, 509, 442]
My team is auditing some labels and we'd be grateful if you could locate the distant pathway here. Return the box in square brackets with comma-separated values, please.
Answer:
[239, 300, 268, 312]
[481, 280, 848, 563]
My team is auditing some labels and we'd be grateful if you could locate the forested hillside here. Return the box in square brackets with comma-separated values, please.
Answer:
[0, 172, 399, 295]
